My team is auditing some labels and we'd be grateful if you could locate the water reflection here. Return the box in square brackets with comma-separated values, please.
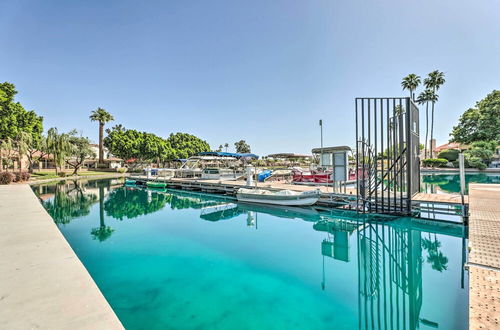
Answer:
[421, 173, 500, 194]
[34, 181, 467, 329]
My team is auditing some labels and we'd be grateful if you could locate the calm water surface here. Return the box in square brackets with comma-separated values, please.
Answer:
[421, 172, 500, 194]
[33, 179, 468, 330]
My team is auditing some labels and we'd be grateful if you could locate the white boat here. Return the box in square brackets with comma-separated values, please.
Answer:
[236, 188, 321, 206]
[201, 168, 244, 180]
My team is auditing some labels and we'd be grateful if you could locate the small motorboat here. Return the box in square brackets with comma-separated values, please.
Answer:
[236, 188, 320, 206]
[125, 179, 136, 185]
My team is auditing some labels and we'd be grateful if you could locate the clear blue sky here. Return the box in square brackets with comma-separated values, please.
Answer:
[1, 0, 499, 155]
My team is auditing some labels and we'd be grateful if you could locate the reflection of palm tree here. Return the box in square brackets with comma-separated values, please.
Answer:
[91, 185, 114, 241]
[421, 233, 448, 272]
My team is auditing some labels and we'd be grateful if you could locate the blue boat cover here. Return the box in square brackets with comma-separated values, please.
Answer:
[258, 169, 272, 182]
[197, 151, 259, 159]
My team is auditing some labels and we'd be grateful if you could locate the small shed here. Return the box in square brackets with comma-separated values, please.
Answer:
[311, 146, 351, 181]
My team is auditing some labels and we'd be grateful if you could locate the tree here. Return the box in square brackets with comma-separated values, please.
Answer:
[66, 133, 96, 175]
[0, 82, 43, 171]
[423, 70, 445, 158]
[216, 145, 223, 152]
[46, 128, 72, 174]
[166, 132, 210, 159]
[450, 90, 500, 144]
[0, 83, 43, 142]
[234, 140, 251, 153]
[463, 141, 496, 169]
[401, 73, 421, 100]
[26, 135, 48, 173]
[104, 126, 173, 167]
[0, 137, 14, 171]
[224, 143, 229, 152]
[417, 89, 434, 158]
[89, 108, 114, 164]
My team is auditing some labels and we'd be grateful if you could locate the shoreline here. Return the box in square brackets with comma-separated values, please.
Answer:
[421, 168, 500, 174]
[27, 172, 130, 185]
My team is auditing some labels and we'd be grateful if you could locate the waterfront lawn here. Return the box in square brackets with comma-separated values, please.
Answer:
[30, 170, 117, 181]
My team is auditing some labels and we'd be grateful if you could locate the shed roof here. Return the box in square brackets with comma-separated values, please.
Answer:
[266, 153, 312, 159]
[311, 146, 352, 153]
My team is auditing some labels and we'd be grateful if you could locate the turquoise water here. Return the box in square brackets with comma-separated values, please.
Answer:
[421, 172, 500, 194]
[33, 179, 468, 330]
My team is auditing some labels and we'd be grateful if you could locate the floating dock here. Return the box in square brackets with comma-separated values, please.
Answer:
[129, 175, 468, 219]
[468, 184, 500, 330]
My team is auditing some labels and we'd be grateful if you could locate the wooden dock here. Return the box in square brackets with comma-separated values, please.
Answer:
[467, 184, 500, 330]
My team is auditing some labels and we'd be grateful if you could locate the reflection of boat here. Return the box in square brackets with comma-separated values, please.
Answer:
[237, 202, 321, 222]
[146, 181, 167, 188]
[236, 188, 320, 206]
[200, 203, 242, 221]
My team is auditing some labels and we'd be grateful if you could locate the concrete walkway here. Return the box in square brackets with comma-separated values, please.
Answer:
[468, 184, 500, 330]
[0, 184, 123, 329]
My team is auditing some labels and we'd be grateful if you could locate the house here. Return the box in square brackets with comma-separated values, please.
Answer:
[434, 142, 467, 153]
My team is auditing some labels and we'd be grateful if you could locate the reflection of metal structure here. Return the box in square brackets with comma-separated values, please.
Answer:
[356, 97, 420, 215]
[315, 217, 363, 289]
[200, 203, 242, 221]
[357, 221, 425, 330]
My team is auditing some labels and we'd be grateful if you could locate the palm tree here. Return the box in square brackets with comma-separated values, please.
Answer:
[224, 143, 229, 152]
[89, 108, 114, 164]
[424, 71, 445, 158]
[401, 74, 421, 100]
[417, 89, 434, 159]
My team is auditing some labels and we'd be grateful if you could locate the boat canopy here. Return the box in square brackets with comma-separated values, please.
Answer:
[197, 151, 259, 159]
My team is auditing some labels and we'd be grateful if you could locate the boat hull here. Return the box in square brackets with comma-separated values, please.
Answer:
[236, 191, 320, 206]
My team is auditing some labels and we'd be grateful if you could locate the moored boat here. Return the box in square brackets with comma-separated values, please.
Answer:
[146, 181, 167, 188]
[236, 188, 320, 206]
[125, 179, 136, 185]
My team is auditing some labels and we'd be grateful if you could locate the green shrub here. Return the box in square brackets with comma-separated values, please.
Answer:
[437, 149, 460, 162]
[13, 172, 31, 182]
[467, 156, 486, 170]
[0, 172, 15, 185]
[422, 158, 448, 167]
[21, 172, 31, 181]
[97, 163, 108, 169]
[116, 167, 127, 173]
[58, 172, 67, 177]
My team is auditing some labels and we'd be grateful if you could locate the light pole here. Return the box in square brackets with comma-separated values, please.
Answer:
[319, 119, 323, 168]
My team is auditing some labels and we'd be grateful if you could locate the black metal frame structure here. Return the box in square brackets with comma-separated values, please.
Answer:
[355, 97, 420, 215]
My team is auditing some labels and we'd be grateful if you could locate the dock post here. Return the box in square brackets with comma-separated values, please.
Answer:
[459, 153, 468, 223]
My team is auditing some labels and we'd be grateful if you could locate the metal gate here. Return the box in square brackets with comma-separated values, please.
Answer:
[355, 97, 420, 215]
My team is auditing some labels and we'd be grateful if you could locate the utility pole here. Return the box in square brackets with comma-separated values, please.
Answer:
[319, 119, 323, 167]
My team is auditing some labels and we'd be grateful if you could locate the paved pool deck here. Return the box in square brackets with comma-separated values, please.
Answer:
[0, 184, 123, 329]
[468, 184, 500, 330]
